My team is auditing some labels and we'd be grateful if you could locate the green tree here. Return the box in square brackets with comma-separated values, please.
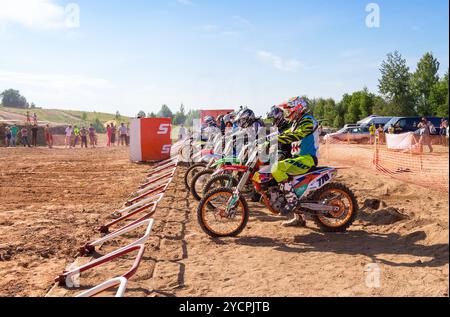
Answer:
[372, 95, 388, 116]
[411, 52, 440, 116]
[358, 87, 374, 119]
[185, 109, 201, 126]
[345, 92, 362, 123]
[429, 70, 449, 117]
[157, 104, 173, 118]
[0, 89, 28, 108]
[137, 111, 146, 118]
[93, 118, 106, 133]
[81, 112, 88, 121]
[378, 51, 415, 116]
[115, 110, 122, 121]
[322, 98, 337, 127]
[148, 112, 156, 118]
[312, 98, 326, 120]
[173, 103, 187, 125]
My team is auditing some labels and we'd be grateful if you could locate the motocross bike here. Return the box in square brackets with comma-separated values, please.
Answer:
[196, 139, 358, 238]
[183, 131, 225, 190]
[188, 130, 249, 200]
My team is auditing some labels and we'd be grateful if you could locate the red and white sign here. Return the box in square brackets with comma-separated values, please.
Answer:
[130, 118, 172, 162]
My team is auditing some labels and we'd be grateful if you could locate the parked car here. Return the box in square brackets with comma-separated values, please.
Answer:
[324, 126, 370, 143]
[359, 116, 393, 128]
[383, 117, 448, 134]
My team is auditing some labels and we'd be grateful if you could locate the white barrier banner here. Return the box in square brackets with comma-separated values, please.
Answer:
[385, 132, 414, 150]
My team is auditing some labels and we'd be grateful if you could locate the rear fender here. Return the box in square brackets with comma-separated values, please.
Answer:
[305, 168, 337, 194]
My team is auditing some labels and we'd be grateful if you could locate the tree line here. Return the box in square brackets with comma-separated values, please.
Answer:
[137, 104, 201, 126]
[310, 51, 448, 128]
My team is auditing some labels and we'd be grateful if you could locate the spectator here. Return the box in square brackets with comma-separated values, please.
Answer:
[4, 126, 11, 147]
[388, 125, 395, 134]
[106, 124, 111, 147]
[80, 126, 88, 148]
[88, 124, 96, 148]
[116, 125, 121, 147]
[447, 125, 449, 146]
[178, 124, 186, 141]
[119, 123, 127, 146]
[126, 123, 130, 146]
[26, 111, 31, 125]
[10, 124, 19, 147]
[65, 125, 73, 148]
[32, 113, 38, 125]
[376, 125, 384, 145]
[110, 124, 116, 146]
[20, 127, 31, 147]
[73, 125, 80, 148]
[440, 118, 448, 145]
[369, 123, 376, 145]
[31, 123, 39, 147]
[418, 118, 433, 153]
[44, 124, 53, 148]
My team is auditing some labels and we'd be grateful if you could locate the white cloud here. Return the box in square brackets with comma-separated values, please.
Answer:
[232, 15, 254, 29]
[257, 50, 303, 72]
[0, 0, 78, 29]
[0, 69, 113, 93]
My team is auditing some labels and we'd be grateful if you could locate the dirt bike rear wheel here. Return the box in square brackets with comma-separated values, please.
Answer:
[197, 187, 249, 238]
[184, 163, 206, 190]
[311, 183, 358, 232]
[190, 169, 215, 201]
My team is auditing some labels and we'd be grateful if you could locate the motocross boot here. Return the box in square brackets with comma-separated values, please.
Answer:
[282, 213, 306, 227]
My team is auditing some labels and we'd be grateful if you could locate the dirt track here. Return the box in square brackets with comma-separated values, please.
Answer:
[0, 146, 448, 297]
[0, 146, 150, 296]
[171, 166, 448, 297]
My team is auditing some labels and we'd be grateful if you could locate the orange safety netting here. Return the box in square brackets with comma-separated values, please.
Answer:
[321, 139, 449, 192]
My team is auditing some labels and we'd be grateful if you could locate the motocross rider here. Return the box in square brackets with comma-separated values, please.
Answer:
[272, 96, 320, 227]
[235, 108, 265, 136]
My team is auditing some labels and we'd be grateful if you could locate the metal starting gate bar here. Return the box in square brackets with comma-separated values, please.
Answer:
[143, 168, 176, 184]
[139, 170, 176, 189]
[131, 178, 170, 198]
[55, 244, 146, 287]
[147, 161, 178, 177]
[75, 277, 128, 298]
[112, 191, 165, 218]
[52, 156, 180, 296]
[154, 157, 178, 168]
[126, 179, 172, 206]
[100, 194, 161, 233]
[81, 219, 154, 256]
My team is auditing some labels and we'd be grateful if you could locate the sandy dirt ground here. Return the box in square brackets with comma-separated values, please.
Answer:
[172, 165, 448, 297]
[0, 146, 151, 296]
[0, 146, 448, 297]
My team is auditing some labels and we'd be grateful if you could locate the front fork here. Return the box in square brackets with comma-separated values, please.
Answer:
[226, 169, 252, 212]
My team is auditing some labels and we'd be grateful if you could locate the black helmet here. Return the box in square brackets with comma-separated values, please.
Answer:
[267, 106, 286, 127]
[236, 108, 256, 129]
[204, 116, 216, 127]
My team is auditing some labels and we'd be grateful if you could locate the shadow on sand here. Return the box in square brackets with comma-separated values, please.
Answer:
[229, 230, 448, 268]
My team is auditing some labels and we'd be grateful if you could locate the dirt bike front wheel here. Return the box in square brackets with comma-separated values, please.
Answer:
[183, 163, 206, 190]
[311, 183, 358, 232]
[203, 174, 239, 196]
[197, 187, 249, 238]
[190, 169, 215, 201]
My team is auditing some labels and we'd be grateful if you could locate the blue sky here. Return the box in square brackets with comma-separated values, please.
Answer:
[0, 0, 448, 116]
